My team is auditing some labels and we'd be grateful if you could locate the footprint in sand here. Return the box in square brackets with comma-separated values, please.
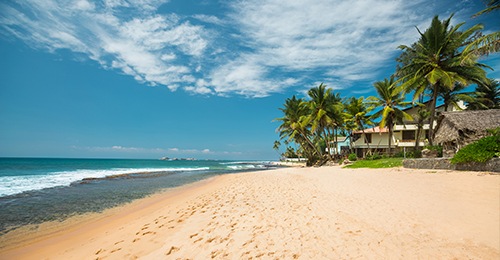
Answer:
[110, 248, 122, 253]
[165, 246, 180, 256]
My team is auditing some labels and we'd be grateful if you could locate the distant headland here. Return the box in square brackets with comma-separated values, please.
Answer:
[159, 157, 197, 161]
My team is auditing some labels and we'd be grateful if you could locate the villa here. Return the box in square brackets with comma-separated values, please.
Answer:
[351, 101, 466, 158]
[326, 136, 350, 156]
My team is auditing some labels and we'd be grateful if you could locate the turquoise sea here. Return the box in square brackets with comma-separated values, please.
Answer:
[0, 158, 275, 235]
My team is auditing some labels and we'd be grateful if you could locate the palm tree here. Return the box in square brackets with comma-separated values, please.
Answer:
[473, 0, 500, 17]
[467, 78, 500, 109]
[469, 1, 500, 56]
[304, 83, 342, 160]
[412, 99, 430, 152]
[276, 95, 321, 162]
[344, 97, 375, 154]
[273, 140, 281, 158]
[397, 14, 489, 145]
[436, 83, 469, 111]
[368, 77, 412, 156]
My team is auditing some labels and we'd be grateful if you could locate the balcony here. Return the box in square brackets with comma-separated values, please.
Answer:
[396, 140, 426, 147]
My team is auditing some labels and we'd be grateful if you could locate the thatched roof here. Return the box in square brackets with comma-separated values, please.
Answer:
[434, 109, 500, 146]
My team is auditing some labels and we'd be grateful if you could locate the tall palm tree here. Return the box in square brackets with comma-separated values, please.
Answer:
[344, 97, 375, 153]
[397, 15, 489, 145]
[368, 77, 412, 156]
[305, 83, 342, 160]
[276, 95, 321, 161]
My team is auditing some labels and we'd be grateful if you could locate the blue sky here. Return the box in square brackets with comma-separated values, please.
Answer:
[0, 0, 499, 160]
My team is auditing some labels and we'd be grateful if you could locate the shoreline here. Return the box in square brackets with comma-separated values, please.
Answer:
[1, 166, 499, 259]
[0, 173, 233, 251]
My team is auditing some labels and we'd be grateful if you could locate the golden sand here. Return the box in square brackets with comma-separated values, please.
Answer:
[1, 166, 499, 259]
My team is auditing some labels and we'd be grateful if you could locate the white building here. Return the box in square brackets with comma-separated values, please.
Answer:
[351, 101, 466, 158]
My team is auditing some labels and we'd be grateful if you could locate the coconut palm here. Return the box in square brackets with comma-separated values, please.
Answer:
[368, 77, 412, 156]
[397, 14, 489, 145]
[467, 78, 500, 110]
[273, 140, 281, 158]
[435, 83, 471, 111]
[469, 1, 500, 56]
[413, 100, 430, 152]
[344, 97, 375, 153]
[473, 0, 500, 17]
[276, 95, 321, 161]
[304, 83, 343, 160]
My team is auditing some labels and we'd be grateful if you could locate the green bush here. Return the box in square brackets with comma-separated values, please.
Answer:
[393, 151, 405, 158]
[424, 145, 443, 157]
[366, 152, 382, 160]
[451, 135, 500, 164]
[348, 153, 357, 161]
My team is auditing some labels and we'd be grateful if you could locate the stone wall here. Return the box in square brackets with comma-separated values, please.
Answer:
[403, 158, 500, 173]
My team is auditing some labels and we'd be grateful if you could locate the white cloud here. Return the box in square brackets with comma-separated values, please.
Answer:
[73, 145, 233, 156]
[2, 0, 483, 98]
[75, 145, 167, 153]
[0, 0, 205, 90]
[192, 14, 225, 25]
[208, 57, 297, 97]
[217, 0, 428, 91]
[167, 147, 211, 154]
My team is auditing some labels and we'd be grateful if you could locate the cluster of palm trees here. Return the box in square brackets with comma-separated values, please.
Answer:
[275, 8, 499, 165]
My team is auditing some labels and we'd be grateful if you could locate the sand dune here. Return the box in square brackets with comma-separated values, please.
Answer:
[1, 166, 499, 259]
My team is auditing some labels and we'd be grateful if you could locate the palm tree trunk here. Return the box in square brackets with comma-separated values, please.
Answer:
[414, 125, 422, 152]
[388, 117, 393, 156]
[428, 83, 440, 146]
[360, 126, 371, 150]
[388, 125, 392, 156]
[323, 129, 334, 161]
[334, 127, 339, 158]
[298, 129, 322, 158]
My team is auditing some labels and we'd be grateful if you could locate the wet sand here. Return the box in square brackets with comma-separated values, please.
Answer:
[1, 166, 499, 259]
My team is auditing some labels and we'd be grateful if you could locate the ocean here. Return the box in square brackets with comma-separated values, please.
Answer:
[0, 158, 275, 235]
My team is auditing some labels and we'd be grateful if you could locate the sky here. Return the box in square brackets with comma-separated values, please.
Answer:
[0, 0, 499, 160]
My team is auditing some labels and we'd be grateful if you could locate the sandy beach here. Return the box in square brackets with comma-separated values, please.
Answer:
[0, 166, 499, 259]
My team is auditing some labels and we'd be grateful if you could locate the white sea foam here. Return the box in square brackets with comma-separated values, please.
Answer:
[225, 164, 270, 170]
[0, 167, 209, 197]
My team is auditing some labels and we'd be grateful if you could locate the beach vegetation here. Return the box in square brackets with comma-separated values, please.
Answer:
[348, 153, 357, 161]
[466, 79, 500, 110]
[276, 84, 345, 166]
[276, 12, 497, 166]
[344, 157, 403, 168]
[396, 14, 489, 145]
[344, 96, 375, 154]
[365, 152, 383, 160]
[276, 95, 322, 165]
[473, 0, 500, 17]
[367, 77, 412, 156]
[451, 128, 500, 164]
[424, 145, 443, 157]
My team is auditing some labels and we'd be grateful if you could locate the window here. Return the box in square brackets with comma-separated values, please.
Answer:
[364, 133, 372, 143]
[402, 130, 415, 141]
